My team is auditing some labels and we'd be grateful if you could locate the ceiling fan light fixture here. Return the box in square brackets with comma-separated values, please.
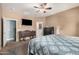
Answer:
[34, 3, 52, 13]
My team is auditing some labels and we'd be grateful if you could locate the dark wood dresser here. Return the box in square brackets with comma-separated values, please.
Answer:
[19, 30, 36, 41]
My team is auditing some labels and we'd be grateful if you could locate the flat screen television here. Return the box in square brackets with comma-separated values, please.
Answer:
[22, 19, 32, 26]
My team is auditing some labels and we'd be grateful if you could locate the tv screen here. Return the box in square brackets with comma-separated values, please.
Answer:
[22, 19, 32, 26]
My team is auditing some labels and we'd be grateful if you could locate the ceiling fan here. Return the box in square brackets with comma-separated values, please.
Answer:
[34, 3, 52, 13]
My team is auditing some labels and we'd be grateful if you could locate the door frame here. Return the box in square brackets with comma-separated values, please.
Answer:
[2, 17, 17, 47]
[36, 22, 43, 37]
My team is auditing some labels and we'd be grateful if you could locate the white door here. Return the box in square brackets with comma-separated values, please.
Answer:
[36, 22, 43, 37]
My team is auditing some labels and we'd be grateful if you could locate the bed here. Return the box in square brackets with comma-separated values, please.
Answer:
[28, 34, 79, 55]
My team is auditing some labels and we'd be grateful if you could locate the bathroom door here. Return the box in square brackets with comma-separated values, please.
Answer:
[36, 22, 43, 37]
[3, 19, 16, 46]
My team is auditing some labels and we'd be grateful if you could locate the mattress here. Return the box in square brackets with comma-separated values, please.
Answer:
[28, 34, 79, 55]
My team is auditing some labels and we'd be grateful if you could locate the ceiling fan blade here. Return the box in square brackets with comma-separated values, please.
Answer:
[43, 3, 47, 6]
[40, 3, 47, 7]
[46, 7, 52, 10]
[34, 6, 39, 8]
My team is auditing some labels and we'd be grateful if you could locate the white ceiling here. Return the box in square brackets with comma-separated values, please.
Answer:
[2, 3, 79, 17]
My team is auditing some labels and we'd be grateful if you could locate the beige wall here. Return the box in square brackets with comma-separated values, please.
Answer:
[46, 6, 79, 36]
